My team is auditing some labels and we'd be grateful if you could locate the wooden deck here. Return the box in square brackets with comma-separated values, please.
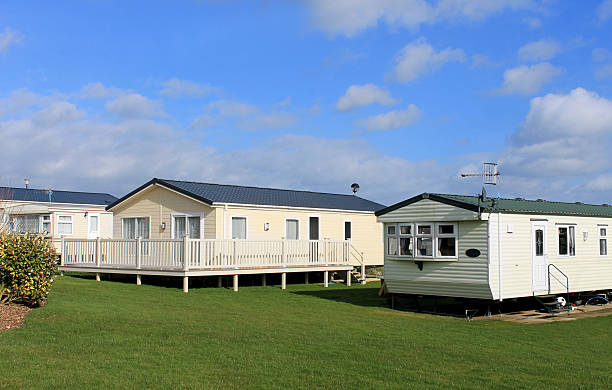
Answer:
[59, 238, 364, 292]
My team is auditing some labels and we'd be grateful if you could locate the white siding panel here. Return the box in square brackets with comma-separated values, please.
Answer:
[385, 220, 492, 299]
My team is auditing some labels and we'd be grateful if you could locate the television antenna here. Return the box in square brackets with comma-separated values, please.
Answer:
[460, 162, 501, 200]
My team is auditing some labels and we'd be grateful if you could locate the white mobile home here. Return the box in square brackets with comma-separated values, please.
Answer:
[376, 193, 612, 301]
[0, 186, 116, 253]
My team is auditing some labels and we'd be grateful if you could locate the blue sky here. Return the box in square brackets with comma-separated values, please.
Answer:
[0, 0, 611, 205]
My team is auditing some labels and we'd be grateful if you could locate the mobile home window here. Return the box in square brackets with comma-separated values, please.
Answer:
[231, 217, 247, 239]
[122, 217, 149, 239]
[173, 215, 201, 239]
[57, 215, 73, 235]
[344, 221, 352, 241]
[285, 219, 299, 240]
[437, 224, 457, 257]
[14, 215, 40, 233]
[42, 215, 51, 233]
[599, 227, 607, 256]
[416, 224, 433, 257]
[399, 224, 412, 256]
[558, 225, 575, 256]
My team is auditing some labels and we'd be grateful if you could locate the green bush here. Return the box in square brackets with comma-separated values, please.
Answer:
[0, 233, 58, 305]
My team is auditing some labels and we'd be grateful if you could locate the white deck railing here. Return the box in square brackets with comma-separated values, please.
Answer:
[60, 238, 353, 270]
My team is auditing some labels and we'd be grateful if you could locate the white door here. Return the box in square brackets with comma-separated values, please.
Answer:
[531, 222, 548, 291]
[88, 214, 100, 239]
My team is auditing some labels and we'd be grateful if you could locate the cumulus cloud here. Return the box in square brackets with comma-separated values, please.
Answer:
[336, 84, 397, 111]
[596, 64, 612, 79]
[306, 0, 535, 37]
[523, 16, 542, 28]
[495, 62, 561, 95]
[0, 28, 22, 54]
[195, 99, 297, 130]
[593, 48, 612, 62]
[355, 105, 422, 131]
[159, 78, 217, 98]
[206, 100, 258, 117]
[598, 0, 612, 22]
[79, 82, 125, 99]
[31, 102, 85, 127]
[105, 93, 166, 119]
[517, 40, 560, 62]
[388, 38, 466, 83]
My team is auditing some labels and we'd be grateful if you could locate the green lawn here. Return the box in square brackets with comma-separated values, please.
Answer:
[1, 275, 611, 389]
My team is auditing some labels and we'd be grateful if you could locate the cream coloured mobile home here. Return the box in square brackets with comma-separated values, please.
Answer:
[0, 186, 116, 252]
[376, 193, 612, 301]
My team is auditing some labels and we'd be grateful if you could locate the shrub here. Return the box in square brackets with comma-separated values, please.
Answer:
[0, 233, 58, 305]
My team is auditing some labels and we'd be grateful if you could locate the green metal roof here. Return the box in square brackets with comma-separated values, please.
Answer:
[375, 193, 612, 218]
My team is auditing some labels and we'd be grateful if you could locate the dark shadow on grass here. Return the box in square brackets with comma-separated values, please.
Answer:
[291, 285, 389, 308]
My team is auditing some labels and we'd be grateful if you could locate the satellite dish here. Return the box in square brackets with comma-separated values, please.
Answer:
[351, 183, 360, 194]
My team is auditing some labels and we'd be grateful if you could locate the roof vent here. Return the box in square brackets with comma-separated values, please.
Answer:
[514, 197, 524, 201]
[536, 198, 545, 202]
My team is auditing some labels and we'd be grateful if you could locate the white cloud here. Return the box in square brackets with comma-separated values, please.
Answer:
[523, 16, 542, 28]
[0, 28, 22, 54]
[201, 99, 297, 130]
[243, 112, 297, 130]
[160, 78, 217, 98]
[593, 48, 612, 62]
[32, 102, 85, 127]
[276, 97, 292, 107]
[0, 89, 57, 118]
[598, 0, 612, 22]
[388, 38, 466, 83]
[308, 103, 321, 115]
[336, 84, 397, 111]
[79, 82, 125, 99]
[496, 62, 561, 96]
[307, 0, 535, 37]
[206, 100, 258, 117]
[105, 93, 166, 119]
[355, 105, 422, 131]
[517, 40, 560, 62]
[596, 64, 612, 79]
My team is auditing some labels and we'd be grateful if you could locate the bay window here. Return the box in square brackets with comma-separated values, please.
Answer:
[386, 222, 458, 259]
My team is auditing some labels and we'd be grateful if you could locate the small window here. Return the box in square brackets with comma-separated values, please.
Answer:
[309, 217, 320, 240]
[417, 225, 431, 235]
[436, 223, 457, 257]
[439, 225, 454, 235]
[57, 215, 73, 235]
[387, 225, 396, 235]
[399, 224, 413, 256]
[42, 215, 51, 233]
[400, 225, 411, 235]
[232, 217, 247, 239]
[600, 227, 607, 256]
[558, 225, 575, 256]
[535, 229, 544, 256]
[416, 224, 433, 257]
[387, 236, 398, 256]
[344, 221, 352, 241]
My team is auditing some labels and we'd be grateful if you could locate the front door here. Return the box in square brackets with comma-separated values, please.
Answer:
[88, 214, 100, 239]
[531, 222, 548, 291]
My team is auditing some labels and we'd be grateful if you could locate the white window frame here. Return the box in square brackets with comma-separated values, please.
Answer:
[385, 222, 458, 260]
[87, 213, 100, 239]
[230, 215, 249, 240]
[343, 219, 352, 241]
[557, 224, 576, 257]
[307, 214, 321, 241]
[284, 217, 300, 240]
[436, 223, 458, 258]
[599, 224, 608, 257]
[171, 212, 204, 239]
[57, 214, 73, 236]
[121, 217, 151, 239]
[41, 214, 52, 235]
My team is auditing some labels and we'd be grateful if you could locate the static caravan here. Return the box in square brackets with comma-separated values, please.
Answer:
[0, 186, 116, 252]
[376, 193, 612, 301]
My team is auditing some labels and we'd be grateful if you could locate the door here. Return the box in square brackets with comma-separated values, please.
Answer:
[88, 214, 100, 239]
[531, 222, 548, 291]
[309, 217, 319, 240]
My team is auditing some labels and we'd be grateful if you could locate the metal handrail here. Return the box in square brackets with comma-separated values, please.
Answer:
[548, 263, 570, 316]
[349, 243, 366, 284]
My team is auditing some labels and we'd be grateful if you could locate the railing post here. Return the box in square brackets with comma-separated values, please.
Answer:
[282, 238, 286, 265]
[324, 240, 328, 266]
[361, 251, 366, 285]
[95, 237, 101, 268]
[136, 237, 142, 270]
[60, 236, 65, 267]
[232, 239, 237, 267]
[183, 236, 190, 271]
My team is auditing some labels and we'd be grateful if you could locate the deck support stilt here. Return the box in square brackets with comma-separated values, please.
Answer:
[183, 276, 189, 293]
[233, 275, 238, 292]
[217, 275, 223, 288]
[262, 274, 267, 287]
[95, 273, 100, 282]
[324, 271, 329, 288]
[60, 271, 64, 276]
[347, 270, 351, 286]
[136, 274, 141, 286]
[281, 273, 286, 290]
[304, 272, 308, 284]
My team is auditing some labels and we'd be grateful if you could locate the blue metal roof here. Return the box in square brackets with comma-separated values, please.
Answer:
[107, 178, 385, 212]
[0, 187, 117, 206]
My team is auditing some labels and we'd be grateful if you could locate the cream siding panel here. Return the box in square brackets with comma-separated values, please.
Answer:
[384, 220, 492, 299]
[491, 212, 612, 299]
[223, 205, 383, 265]
[111, 185, 216, 239]
[377, 199, 478, 223]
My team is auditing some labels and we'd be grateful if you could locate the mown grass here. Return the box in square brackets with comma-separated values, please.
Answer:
[1, 274, 611, 389]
